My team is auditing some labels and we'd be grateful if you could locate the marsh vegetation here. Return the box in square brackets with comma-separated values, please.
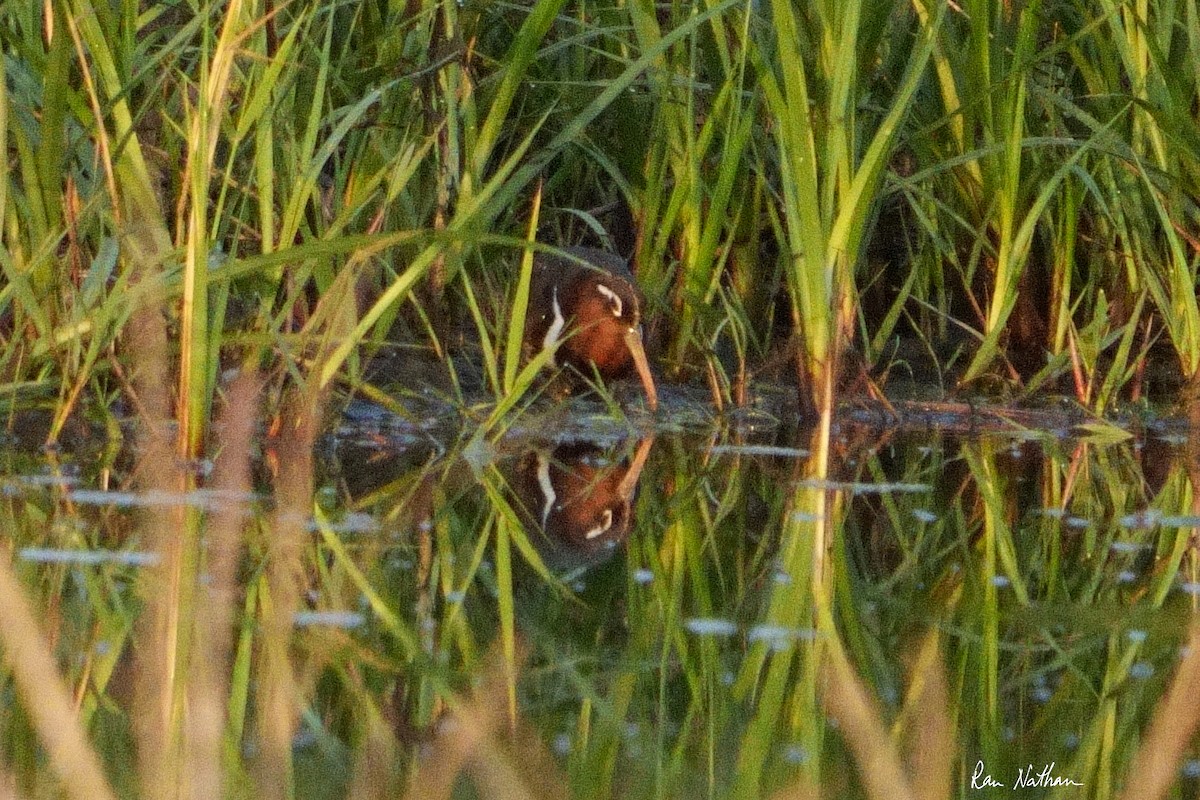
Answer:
[6, 0, 1200, 797]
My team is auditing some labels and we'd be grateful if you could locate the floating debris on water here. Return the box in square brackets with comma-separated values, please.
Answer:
[293, 611, 366, 628]
[307, 512, 380, 534]
[67, 488, 258, 510]
[1129, 661, 1155, 679]
[18, 547, 160, 567]
[782, 744, 810, 765]
[797, 479, 930, 494]
[15, 473, 80, 488]
[1118, 509, 1161, 529]
[1111, 540, 1153, 554]
[683, 618, 739, 637]
[709, 444, 809, 458]
[1157, 514, 1200, 528]
[747, 624, 818, 650]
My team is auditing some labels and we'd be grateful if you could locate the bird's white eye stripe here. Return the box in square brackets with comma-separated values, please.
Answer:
[585, 508, 614, 539]
[597, 284, 623, 317]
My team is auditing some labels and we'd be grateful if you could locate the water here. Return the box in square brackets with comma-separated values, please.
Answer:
[2, 397, 1199, 798]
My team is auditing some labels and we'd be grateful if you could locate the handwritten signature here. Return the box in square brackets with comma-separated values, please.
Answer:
[971, 760, 1083, 790]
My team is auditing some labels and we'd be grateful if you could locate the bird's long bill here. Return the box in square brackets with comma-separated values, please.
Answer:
[623, 327, 658, 411]
[617, 435, 656, 499]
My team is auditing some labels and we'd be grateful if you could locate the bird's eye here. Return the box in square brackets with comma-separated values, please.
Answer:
[596, 284, 623, 317]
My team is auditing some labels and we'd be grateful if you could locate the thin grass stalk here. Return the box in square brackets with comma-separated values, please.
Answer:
[961, 442, 1007, 758]
[313, 505, 422, 659]
[403, 641, 568, 800]
[1098, 0, 1168, 167]
[0, 554, 117, 800]
[276, 15, 334, 252]
[904, 632, 955, 799]
[0, 49, 8, 231]
[320, 118, 548, 388]
[343, 706, 402, 800]
[503, 182, 542, 395]
[913, 0, 981, 195]
[492, 496, 518, 726]
[681, 81, 756, 371]
[250, 17, 281, 261]
[1048, 176, 1080, 358]
[179, 0, 251, 459]
[0, 763, 18, 800]
[1095, 290, 1147, 412]
[757, 0, 824, 415]
[804, 410, 929, 800]
[963, 133, 1105, 383]
[958, 2, 1040, 382]
[34, 2, 70, 281]
[1135, 169, 1200, 390]
[459, 266, 500, 396]
[66, 0, 172, 270]
[626, 0, 705, 370]
[424, 1, 461, 317]
[468, 0, 568, 190]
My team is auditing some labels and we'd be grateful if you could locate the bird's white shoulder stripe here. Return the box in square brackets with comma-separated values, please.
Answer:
[542, 286, 566, 367]
[536, 453, 557, 527]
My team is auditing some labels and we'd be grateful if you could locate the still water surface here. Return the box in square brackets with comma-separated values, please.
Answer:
[3, 396, 1200, 798]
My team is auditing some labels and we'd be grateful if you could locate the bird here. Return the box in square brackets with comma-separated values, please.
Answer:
[512, 437, 655, 574]
[523, 246, 658, 410]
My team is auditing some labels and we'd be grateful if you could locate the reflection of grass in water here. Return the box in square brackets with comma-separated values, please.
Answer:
[7, 391, 1200, 797]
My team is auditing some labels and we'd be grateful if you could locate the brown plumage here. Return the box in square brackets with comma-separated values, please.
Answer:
[523, 247, 657, 410]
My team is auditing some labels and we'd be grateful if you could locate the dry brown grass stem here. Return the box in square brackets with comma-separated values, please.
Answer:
[768, 782, 820, 800]
[1117, 623, 1200, 800]
[183, 369, 262, 800]
[128, 302, 186, 800]
[256, 386, 324, 799]
[0, 765, 20, 800]
[404, 641, 568, 800]
[821, 644, 916, 800]
[0, 552, 117, 800]
[817, 631, 953, 800]
[903, 633, 954, 800]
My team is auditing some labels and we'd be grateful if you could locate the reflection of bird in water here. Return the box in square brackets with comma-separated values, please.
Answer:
[510, 437, 655, 575]
[523, 247, 658, 410]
